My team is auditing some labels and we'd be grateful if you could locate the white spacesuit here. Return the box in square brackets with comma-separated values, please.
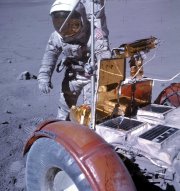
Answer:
[38, 0, 111, 120]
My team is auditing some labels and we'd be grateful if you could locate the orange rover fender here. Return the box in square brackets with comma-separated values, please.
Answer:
[24, 120, 136, 191]
[154, 82, 180, 107]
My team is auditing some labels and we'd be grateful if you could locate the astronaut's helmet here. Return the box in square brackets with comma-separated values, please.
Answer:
[50, 0, 88, 40]
[51, 10, 82, 38]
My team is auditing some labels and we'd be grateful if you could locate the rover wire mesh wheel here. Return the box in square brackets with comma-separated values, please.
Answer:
[154, 83, 180, 107]
[25, 138, 93, 191]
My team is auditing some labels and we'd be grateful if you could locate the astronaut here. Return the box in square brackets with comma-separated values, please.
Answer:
[38, 0, 111, 120]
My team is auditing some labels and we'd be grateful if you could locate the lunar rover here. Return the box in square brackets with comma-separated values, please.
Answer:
[23, 35, 180, 191]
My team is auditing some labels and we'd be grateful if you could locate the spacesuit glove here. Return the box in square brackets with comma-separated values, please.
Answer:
[84, 63, 97, 76]
[38, 81, 53, 94]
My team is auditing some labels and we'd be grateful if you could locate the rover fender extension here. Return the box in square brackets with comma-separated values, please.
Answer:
[24, 120, 136, 191]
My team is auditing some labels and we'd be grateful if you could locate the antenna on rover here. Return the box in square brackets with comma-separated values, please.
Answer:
[90, 0, 96, 129]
